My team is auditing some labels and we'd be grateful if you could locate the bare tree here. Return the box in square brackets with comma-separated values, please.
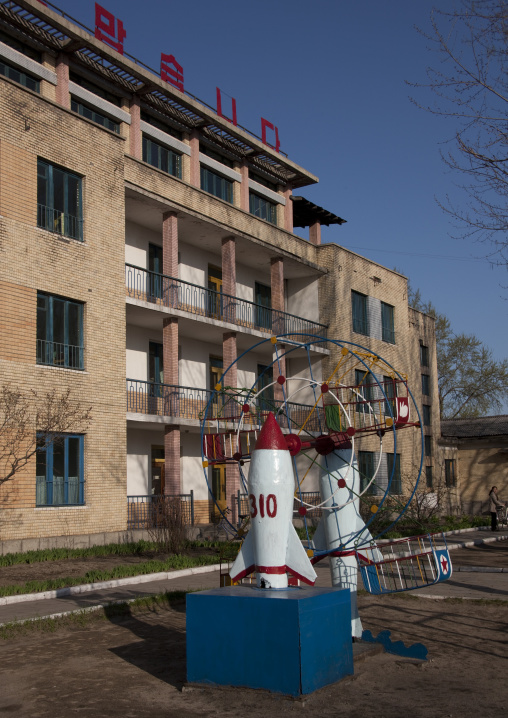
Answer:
[411, 1, 508, 263]
[0, 386, 92, 487]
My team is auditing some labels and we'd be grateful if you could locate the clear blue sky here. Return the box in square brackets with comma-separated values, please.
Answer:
[55, 0, 507, 392]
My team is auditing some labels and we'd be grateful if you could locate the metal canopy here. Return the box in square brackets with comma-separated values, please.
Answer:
[291, 196, 346, 228]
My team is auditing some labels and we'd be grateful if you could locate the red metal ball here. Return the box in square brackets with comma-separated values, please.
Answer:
[242, 404, 250, 413]
[277, 375, 286, 385]
[321, 383, 329, 394]
[337, 478, 347, 489]
[298, 506, 307, 516]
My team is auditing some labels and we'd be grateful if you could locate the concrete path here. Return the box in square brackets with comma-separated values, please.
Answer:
[0, 528, 507, 626]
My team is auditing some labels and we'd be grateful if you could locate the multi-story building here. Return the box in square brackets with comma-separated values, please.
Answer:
[0, 0, 444, 550]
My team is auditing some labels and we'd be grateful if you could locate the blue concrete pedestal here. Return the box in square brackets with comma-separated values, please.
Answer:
[186, 585, 353, 696]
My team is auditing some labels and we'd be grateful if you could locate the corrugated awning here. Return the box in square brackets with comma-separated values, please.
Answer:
[291, 196, 346, 228]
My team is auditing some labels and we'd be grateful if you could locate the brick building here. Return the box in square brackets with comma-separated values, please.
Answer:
[0, 0, 443, 550]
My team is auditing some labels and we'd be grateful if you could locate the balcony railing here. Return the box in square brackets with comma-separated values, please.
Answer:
[125, 264, 327, 339]
[127, 492, 194, 528]
[37, 339, 84, 370]
[37, 204, 83, 241]
[127, 379, 326, 432]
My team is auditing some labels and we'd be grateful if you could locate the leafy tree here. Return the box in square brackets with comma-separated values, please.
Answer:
[408, 283, 508, 418]
[0, 386, 91, 487]
[411, 0, 508, 264]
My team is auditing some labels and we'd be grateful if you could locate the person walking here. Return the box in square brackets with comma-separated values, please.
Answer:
[489, 486, 504, 531]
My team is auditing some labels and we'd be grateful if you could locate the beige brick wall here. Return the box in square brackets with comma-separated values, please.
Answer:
[0, 281, 36, 363]
[0, 79, 128, 541]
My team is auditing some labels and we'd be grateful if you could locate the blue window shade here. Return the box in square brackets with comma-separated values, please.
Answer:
[142, 135, 182, 178]
[37, 292, 84, 370]
[200, 166, 233, 203]
[36, 434, 84, 506]
[387, 453, 402, 495]
[381, 302, 395, 343]
[352, 291, 368, 335]
[0, 60, 39, 92]
[71, 98, 120, 134]
[358, 451, 375, 494]
[37, 159, 83, 241]
[249, 192, 277, 224]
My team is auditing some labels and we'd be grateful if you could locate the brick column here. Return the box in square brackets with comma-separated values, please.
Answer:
[270, 256, 285, 336]
[273, 347, 286, 404]
[239, 161, 249, 211]
[222, 236, 236, 324]
[130, 95, 142, 159]
[283, 186, 293, 233]
[223, 331, 239, 521]
[163, 316, 180, 494]
[162, 212, 178, 277]
[309, 220, 321, 246]
[55, 54, 70, 109]
[189, 130, 200, 187]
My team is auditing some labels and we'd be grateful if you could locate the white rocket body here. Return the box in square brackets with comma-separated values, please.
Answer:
[230, 413, 317, 589]
[313, 448, 379, 637]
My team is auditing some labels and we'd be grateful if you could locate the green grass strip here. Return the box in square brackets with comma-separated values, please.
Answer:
[0, 554, 220, 597]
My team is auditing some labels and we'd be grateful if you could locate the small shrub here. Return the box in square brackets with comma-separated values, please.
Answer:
[147, 496, 186, 554]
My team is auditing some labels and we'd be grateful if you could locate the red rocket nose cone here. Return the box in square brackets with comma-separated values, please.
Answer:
[255, 412, 288, 451]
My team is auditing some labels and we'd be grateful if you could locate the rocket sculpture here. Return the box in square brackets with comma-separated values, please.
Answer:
[313, 448, 379, 637]
[229, 412, 317, 589]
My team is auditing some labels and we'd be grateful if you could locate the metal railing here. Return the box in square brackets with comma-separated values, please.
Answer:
[125, 264, 327, 339]
[37, 339, 84, 370]
[237, 491, 323, 520]
[127, 492, 194, 528]
[37, 204, 83, 241]
[127, 379, 327, 431]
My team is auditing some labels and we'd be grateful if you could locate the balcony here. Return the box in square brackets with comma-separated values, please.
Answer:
[37, 339, 84, 370]
[125, 264, 327, 340]
[37, 204, 83, 242]
[126, 379, 326, 432]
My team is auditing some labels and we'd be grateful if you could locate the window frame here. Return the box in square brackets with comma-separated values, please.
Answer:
[200, 165, 233, 203]
[381, 301, 395, 344]
[0, 59, 39, 92]
[424, 435, 432, 457]
[71, 97, 120, 134]
[249, 191, 277, 224]
[422, 404, 431, 427]
[387, 452, 402, 495]
[142, 134, 182, 178]
[445, 459, 456, 487]
[37, 159, 83, 241]
[36, 433, 85, 506]
[352, 291, 368, 336]
[358, 450, 375, 494]
[425, 465, 433, 489]
[420, 344, 429, 367]
[36, 292, 84, 370]
[421, 373, 430, 396]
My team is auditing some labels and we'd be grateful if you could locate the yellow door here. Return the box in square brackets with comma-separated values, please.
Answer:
[207, 265, 223, 319]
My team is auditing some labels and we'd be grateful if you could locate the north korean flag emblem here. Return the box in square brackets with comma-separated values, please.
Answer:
[434, 549, 452, 581]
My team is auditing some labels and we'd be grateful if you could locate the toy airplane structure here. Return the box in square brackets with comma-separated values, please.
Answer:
[229, 413, 317, 589]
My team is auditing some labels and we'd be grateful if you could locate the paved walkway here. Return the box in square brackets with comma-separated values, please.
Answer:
[0, 528, 507, 626]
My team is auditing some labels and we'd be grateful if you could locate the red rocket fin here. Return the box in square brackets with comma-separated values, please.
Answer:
[286, 523, 317, 585]
[229, 529, 255, 582]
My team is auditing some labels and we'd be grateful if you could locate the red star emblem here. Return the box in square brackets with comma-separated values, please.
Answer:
[440, 556, 448, 573]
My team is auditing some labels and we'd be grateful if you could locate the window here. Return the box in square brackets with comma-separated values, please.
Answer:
[70, 73, 121, 106]
[352, 291, 368, 335]
[37, 292, 84, 370]
[355, 369, 375, 413]
[141, 111, 182, 139]
[71, 98, 120, 133]
[200, 166, 233, 203]
[255, 282, 272, 330]
[383, 375, 396, 417]
[249, 171, 278, 191]
[445, 459, 456, 487]
[381, 302, 395, 343]
[200, 144, 234, 168]
[36, 433, 84, 506]
[0, 60, 39, 92]
[0, 30, 42, 62]
[422, 404, 431, 427]
[249, 192, 277, 224]
[142, 135, 182, 178]
[37, 159, 83, 241]
[387, 453, 402, 495]
[257, 364, 274, 411]
[425, 465, 433, 489]
[420, 344, 429, 367]
[421, 374, 430, 396]
[424, 435, 432, 457]
[358, 451, 375, 494]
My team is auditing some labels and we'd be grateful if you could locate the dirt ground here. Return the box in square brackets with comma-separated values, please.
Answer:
[0, 593, 506, 718]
